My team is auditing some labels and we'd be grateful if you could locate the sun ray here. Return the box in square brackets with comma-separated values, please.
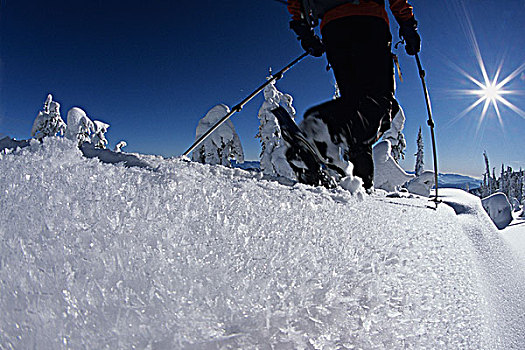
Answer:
[454, 65, 486, 90]
[501, 90, 525, 96]
[447, 96, 486, 126]
[476, 99, 492, 133]
[492, 59, 504, 86]
[493, 98, 504, 130]
[496, 61, 525, 89]
[461, 1, 491, 87]
[441, 55, 487, 89]
[495, 95, 525, 119]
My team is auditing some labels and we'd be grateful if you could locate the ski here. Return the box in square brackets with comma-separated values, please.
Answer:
[271, 106, 336, 188]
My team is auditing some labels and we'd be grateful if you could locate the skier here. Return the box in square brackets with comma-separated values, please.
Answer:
[286, 0, 420, 190]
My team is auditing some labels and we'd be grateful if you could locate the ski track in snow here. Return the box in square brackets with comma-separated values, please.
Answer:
[0, 138, 524, 349]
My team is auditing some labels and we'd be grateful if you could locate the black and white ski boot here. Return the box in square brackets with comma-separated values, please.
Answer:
[271, 106, 337, 188]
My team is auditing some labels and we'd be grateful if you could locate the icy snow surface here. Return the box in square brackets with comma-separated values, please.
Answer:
[1, 138, 525, 349]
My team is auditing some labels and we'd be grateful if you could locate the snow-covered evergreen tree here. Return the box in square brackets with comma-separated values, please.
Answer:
[65, 107, 95, 146]
[492, 168, 497, 192]
[521, 170, 525, 205]
[481, 152, 489, 197]
[516, 170, 523, 203]
[31, 94, 66, 140]
[114, 141, 127, 153]
[481, 151, 497, 197]
[414, 126, 424, 176]
[382, 105, 406, 163]
[256, 79, 295, 179]
[192, 104, 244, 167]
[500, 164, 508, 194]
[91, 120, 110, 149]
[506, 166, 523, 204]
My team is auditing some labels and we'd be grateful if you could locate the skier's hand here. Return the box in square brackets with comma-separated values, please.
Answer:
[290, 20, 325, 57]
[399, 17, 421, 56]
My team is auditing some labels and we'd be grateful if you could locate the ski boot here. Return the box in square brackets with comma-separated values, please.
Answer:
[271, 106, 337, 188]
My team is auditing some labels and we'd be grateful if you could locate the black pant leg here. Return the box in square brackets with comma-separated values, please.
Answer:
[321, 16, 395, 147]
[321, 16, 395, 189]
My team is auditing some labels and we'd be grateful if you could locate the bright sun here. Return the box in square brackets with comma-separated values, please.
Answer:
[447, 6, 525, 132]
[480, 83, 501, 101]
[456, 61, 525, 132]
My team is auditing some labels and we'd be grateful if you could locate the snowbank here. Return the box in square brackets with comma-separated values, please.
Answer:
[406, 171, 435, 197]
[1, 138, 524, 349]
[502, 214, 525, 263]
[372, 140, 414, 192]
[0, 136, 30, 152]
[441, 189, 525, 348]
[481, 192, 513, 229]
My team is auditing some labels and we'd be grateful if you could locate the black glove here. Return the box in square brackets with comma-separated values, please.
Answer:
[290, 20, 325, 57]
[399, 17, 421, 56]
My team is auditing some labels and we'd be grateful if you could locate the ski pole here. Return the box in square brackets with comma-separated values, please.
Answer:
[415, 53, 440, 203]
[183, 52, 309, 157]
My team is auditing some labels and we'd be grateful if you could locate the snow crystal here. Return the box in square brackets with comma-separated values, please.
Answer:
[1, 139, 524, 349]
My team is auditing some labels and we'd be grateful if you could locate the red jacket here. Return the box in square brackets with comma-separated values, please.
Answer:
[288, 0, 414, 29]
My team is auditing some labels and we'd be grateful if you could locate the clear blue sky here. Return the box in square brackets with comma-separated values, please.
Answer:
[1, 0, 524, 177]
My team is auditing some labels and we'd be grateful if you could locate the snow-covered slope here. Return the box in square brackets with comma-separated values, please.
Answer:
[502, 214, 525, 262]
[1, 138, 524, 349]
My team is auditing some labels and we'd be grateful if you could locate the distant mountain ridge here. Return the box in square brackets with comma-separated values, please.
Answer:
[438, 173, 482, 190]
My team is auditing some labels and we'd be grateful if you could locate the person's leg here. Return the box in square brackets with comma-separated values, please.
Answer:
[347, 144, 374, 190]
[321, 16, 395, 188]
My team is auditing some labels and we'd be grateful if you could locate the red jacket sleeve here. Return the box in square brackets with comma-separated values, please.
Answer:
[288, 0, 303, 21]
[389, 0, 414, 23]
